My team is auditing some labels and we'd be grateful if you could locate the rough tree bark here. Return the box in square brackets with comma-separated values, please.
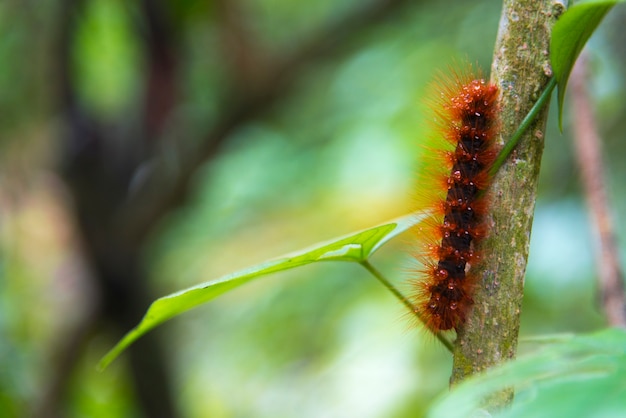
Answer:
[450, 0, 565, 409]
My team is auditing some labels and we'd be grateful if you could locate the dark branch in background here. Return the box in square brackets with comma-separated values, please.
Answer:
[570, 52, 626, 328]
[216, 0, 269, 92]
[139, 0, 178, 142]
[45, 0, 179, 416]
[33, 4, 106, 417]
[117, 0, 416, 246]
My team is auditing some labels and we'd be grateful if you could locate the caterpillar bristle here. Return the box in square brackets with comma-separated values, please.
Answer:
[412, 64, 499, 333]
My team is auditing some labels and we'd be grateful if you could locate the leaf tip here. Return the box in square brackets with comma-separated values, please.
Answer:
[97, 351, 116, 372]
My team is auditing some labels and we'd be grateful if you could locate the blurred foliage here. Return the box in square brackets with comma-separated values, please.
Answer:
[73, 0, 141, 117]
[429, 328, 626, 418]
[0, 0, 625, 417]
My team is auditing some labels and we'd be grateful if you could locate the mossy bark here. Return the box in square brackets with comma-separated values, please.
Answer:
[450, 0, 566, 409]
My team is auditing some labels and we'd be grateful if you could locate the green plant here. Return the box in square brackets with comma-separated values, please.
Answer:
[99, 1, 626, 416]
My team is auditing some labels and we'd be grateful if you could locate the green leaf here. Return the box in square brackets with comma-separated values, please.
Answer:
[427, 328, 626, 417]
[98, 213, 423, 370]
[551, 0, 620, 130]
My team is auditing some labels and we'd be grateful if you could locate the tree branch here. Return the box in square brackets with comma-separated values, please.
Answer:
[450, 0, 565, 409]
[570, 52, 626, 328]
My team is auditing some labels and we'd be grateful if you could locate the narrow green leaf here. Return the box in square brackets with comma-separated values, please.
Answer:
[551, 0, 619, 130]
[98, 213, 424, 370]
[427, 328, 626, 417]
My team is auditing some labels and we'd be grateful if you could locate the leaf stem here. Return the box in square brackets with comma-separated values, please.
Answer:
[489, 76, 557, 177]
[359, 260, 454, 352]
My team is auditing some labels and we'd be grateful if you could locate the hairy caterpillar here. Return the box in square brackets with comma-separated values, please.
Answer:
[412, 65, 499, 332]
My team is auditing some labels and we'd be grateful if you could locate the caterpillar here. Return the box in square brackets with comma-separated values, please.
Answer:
[412, 65, 499, 332]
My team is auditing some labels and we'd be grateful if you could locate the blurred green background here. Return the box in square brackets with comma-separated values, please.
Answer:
[1, 0, 625, 417]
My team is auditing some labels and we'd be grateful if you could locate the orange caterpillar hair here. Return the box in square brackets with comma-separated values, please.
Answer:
[412, 65, 499, 332]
